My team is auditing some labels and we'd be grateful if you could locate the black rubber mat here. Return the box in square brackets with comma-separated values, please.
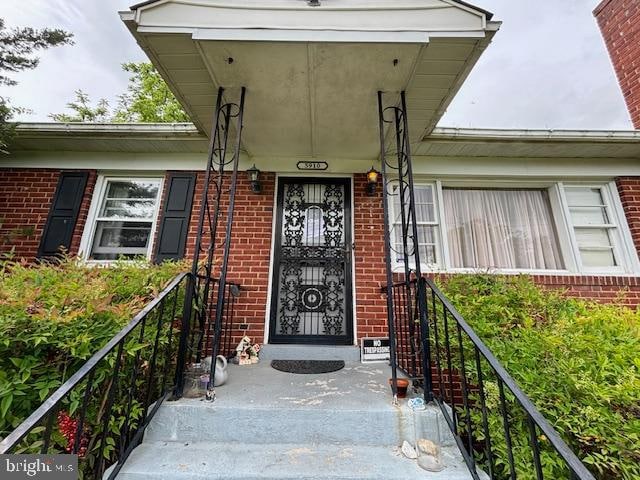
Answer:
[270, 360, 345, 374]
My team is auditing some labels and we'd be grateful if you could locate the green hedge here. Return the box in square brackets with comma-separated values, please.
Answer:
[0, 258, 187, 439]
[438, 274, 640, 480]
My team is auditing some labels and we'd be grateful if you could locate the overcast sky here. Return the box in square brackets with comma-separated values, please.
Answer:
[0, 0, 633, 130]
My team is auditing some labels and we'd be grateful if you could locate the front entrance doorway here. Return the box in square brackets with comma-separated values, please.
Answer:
[269, 178, 353, 345]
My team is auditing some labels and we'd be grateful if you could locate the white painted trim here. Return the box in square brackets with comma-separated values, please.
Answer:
[4, 153, 640, 178]
[135, 0, 485, 14]
[263, 173, 357, 345]
[349, 175, 357, 346]
[549, 182, 578, 272]
[79, 174, 165, 263]
[13, 123, 640, 142]
[429, 127, 640, 141]
[435, 179, 451, 269]
[262, 177, 280, 345]
[191, 28, 430, 43]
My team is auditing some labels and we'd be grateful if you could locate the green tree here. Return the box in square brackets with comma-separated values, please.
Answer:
[0, 18, 73, 152]
[113, 62, 190, 123]
[49, 89, 111, 123]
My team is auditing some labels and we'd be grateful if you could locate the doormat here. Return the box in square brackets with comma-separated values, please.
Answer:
[271, 360, 345, 374]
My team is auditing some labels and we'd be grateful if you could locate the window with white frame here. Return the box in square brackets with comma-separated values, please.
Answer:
[388, 181, 637, 274]
[389, 183, 439, 266]
[563, 185, 621, 270]
[87, 178, 162, 261]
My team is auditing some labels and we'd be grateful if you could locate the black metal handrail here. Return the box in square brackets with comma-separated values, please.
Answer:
[0, 270, 241, 479]
[0, 272, 190, 479]
[387, 276, 596, 480]
[184, 274, 241, 367]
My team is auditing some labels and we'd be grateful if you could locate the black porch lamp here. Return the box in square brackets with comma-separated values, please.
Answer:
[247, 164, 262, 193]
[366, 167, 379, 196]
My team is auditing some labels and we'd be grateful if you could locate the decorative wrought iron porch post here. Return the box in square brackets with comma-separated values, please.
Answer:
[378, 90, 434, 402]
[378, 91, 399, 402]
[174, 86, 246, 398]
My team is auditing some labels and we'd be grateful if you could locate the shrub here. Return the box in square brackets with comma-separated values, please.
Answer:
[438, 274, 640, 480]
[0, 257, 188, 438]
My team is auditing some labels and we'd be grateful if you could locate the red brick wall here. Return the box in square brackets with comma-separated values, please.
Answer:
[183, 172, 390, 345]
[3, 167, 639, 345]
[0, 168, 96, 261]
[594, 0, 640, 128]
[617, 177, 640, 255]
[183, 171, 276, 345]
[534, 274, 640, 306]
[353, 173, 388, 340]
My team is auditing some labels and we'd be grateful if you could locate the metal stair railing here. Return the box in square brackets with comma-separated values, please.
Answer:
[378, 89, 596, 480]
[0, 271, 241, 479]
[386, 276, 597, 480]
[0, 273, 189, 479]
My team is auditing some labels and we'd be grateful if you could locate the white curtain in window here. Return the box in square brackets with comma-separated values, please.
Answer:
[444, 189, 564, 270]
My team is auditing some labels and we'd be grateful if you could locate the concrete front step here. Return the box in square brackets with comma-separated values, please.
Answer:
[144, 362, 453, 447]
[144, 399, 451, 446]
[111, 363, 475, 480]
[114, 441, 477, 480]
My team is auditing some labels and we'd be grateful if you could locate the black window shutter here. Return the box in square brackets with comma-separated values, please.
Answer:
[154, 172, 196, 263]
[37, 171, 89, 258]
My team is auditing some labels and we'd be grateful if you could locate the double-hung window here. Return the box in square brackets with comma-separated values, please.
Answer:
[390, 183, 439, 266]
[87, 178, 162, 261]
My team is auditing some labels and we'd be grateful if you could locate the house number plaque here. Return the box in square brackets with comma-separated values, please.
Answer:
[297, 161, 328, 171]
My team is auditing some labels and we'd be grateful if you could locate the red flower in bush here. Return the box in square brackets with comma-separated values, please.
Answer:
[56, 411, 88, 457]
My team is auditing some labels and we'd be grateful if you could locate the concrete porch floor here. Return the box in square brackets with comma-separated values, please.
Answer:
[209, 361, 414, 411]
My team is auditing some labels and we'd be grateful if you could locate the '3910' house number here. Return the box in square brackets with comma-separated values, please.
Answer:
[296, 161, 328, 171]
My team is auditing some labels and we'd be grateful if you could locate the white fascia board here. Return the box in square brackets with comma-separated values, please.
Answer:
[15, 123, 201, 137]
[190, 28, 430, 44]
[429, 127, 640, 142]
[119, 10, 136, 22]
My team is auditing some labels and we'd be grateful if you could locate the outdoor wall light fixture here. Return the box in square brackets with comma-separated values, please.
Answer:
[247, 164, 262, 193]
[366, 167, 379, 196]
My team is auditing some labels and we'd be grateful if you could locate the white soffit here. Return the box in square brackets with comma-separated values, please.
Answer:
[122, 1, 499, 159]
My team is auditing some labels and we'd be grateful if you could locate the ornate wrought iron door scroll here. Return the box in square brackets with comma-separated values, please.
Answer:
[269, 179, 353, 345]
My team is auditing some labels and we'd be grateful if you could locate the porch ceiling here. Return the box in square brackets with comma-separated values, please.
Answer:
[121, 0, 499, 160]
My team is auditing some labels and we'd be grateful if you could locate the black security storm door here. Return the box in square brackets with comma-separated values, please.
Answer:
[269, 178, 353, 345]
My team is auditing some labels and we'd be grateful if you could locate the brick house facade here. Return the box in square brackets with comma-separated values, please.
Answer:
[594, 0, 640, 129]
[1, 160, 639, 346]
[1, 0, 639, 349]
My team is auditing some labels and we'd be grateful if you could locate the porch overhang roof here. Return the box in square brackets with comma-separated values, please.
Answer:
[120, 0, 500, 160]
[8, 124, 640, 161]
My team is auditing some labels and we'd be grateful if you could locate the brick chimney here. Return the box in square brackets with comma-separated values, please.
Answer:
[594, 0, 640, 129]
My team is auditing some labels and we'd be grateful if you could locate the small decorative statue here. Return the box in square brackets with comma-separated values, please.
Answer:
[233, 336, 260, 365]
